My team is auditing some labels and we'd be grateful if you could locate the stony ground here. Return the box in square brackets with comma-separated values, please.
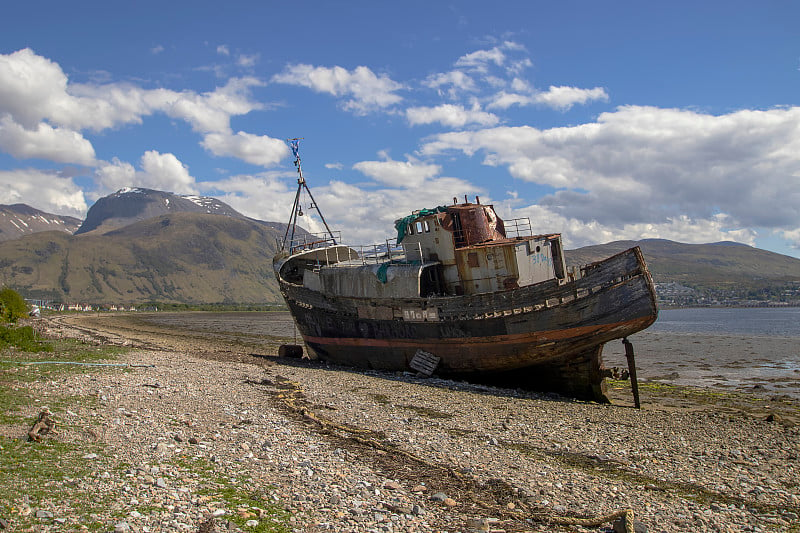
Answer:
[2, 314, 799, 533]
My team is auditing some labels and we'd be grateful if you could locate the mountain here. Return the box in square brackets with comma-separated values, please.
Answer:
[566, 238, 800, 286]
[1, 186, 798, 306]
[0, 212, 287, 305]
[75, 188, 249, 235]
[0, 204, 81, 242]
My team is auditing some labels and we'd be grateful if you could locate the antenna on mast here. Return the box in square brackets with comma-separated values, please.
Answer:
[282, 138, 337, 252]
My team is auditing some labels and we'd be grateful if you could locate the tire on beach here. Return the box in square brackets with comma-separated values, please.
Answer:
[278, 344, 304, 358]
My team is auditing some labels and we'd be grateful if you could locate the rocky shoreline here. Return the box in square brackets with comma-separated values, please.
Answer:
[2, 314, 799, 532]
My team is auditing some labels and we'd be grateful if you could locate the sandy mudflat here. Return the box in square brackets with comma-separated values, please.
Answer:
[603, 330, 800, 400]
[3, 313, 799, 532]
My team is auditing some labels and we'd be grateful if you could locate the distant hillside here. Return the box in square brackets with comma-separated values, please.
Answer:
[566, 239, 800, 285]
[2, 185, 798, 306]
[0, 212, 287, 305]
[76, 188, 249, 235]
[0, 204, 81, 242]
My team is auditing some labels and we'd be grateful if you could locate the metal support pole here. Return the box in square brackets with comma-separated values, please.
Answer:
[622, 337, 641, 409]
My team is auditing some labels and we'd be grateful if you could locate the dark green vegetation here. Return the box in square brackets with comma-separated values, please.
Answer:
[0, 287, 28, 322]
[566, 239, 800, 303]
[0, 325, 53, 352]
[0, 212, 286, 305]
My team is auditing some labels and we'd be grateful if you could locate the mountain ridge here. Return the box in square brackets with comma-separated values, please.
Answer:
[0, 188, 798, 305]
[75, 187, 250, 235]
[0, 212, 286, 304]
[0, 204, 81, 243]
[566, 239, 800, 284]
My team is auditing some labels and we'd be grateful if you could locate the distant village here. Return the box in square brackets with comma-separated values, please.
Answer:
[28, 301, 150, 313]
[655, 282, 800, 308]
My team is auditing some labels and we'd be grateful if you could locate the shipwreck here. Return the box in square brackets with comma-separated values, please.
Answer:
[273, 141, 658, 402]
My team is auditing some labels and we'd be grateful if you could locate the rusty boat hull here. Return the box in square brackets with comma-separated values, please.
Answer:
[277, 246, 657, 402]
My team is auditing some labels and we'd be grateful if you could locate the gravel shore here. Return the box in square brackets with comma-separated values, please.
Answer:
[3, 314, 799, 532]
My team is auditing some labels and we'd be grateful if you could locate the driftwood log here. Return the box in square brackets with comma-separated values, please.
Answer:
[27, 410, 57, 442]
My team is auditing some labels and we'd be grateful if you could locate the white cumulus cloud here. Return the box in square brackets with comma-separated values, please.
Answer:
[422, 105, 800, 244]
[417, 42, 606, 114]
[165, 77, 265, 134]
[0, 49, 274, 172]
[201, 131, 290, 167]
[272, 64, 403, 115]
[140, 151, 197, 193]
[406, 104, 499, 128]
[488, 86, 609, 111]
[198, 172, 295, 224]
[455, 46, 508, 73]
[95, 151, 198, 196]
[533, 86, 609, 110]
[423, 70, 478, 98]
[0, 115, 96, 165]
[0, 168, 88, 217]
[353, 154, 441, 188]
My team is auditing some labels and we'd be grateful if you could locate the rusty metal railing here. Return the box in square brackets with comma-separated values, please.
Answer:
[504, 217, 533, 238]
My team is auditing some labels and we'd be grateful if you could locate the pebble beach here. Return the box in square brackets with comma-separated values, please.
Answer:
[2, 313, 799, 532]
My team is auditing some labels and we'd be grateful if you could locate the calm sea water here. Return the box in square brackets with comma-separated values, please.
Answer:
[651, 307, 800, 337]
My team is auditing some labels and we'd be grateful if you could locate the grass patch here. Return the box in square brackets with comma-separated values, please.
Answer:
[369, 393, 390, 404]
[172, 456, 291, 532]
[0, 336, 126, 423]
[0, 331, 128, 529]
[0, 435, 112, 530]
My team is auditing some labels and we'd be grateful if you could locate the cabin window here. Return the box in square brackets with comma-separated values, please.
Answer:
[415, 221, 424, 233]
[527, 241, 543, 255]
[423, 220, 430, 232]
[407, 224, 414, 235]
[467, 252, 479, 268]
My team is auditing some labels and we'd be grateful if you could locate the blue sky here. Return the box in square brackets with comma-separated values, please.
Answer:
[2, 1, 800, 257]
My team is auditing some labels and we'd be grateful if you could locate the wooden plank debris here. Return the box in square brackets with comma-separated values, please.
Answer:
[410, 349, 440, 376]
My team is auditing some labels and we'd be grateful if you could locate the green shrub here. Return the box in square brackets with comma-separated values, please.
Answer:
[0, 325, 53, 352]
[0, 287, 28, 323]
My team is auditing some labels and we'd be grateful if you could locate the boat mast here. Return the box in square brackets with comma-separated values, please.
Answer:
[282, 138, 337, 252]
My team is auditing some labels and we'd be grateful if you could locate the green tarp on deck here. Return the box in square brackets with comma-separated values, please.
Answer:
[394, 206, 448, 244]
